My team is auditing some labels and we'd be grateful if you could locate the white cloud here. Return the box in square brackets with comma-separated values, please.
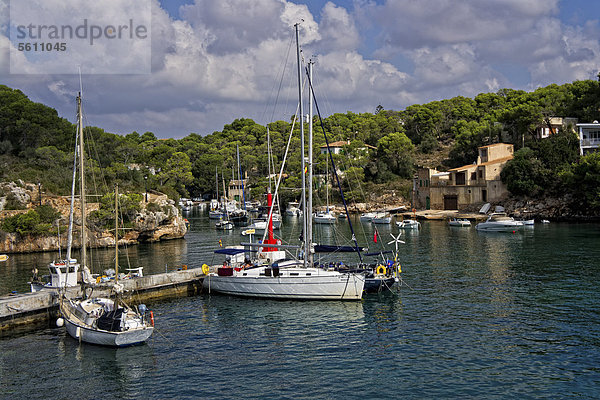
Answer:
[7, 0, 151, 74]
[0, 0, 599, 138]
[316, 2, 359, 52]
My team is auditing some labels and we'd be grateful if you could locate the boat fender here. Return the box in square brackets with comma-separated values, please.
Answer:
[150, 311, 154, 327]
[376, 265, 387, 275]
[56, 317, 64, 327]
[202, 264, 210, 275]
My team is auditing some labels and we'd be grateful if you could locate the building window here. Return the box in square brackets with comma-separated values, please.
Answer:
[470, 172, 477, 181]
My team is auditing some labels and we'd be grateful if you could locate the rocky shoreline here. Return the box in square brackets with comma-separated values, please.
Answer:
[0, 182, 187, 254]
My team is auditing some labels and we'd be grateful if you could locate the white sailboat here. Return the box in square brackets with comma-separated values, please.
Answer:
[59, 93, 153, 347]
[202, 24, 364, 300]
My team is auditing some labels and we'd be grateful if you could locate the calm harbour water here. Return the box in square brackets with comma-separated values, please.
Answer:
[1, 207, 600, 399]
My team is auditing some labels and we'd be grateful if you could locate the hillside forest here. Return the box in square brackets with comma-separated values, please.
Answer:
[1, 80, 599, 222]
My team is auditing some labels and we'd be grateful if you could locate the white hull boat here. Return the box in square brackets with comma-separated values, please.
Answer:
[397, 219, 420, 229]
[360, 212, 376, 222]
[314, 211, 336, 224]
[448, 218, 471, 227]
[475, 213, 524, 232]
[372, 213, 392, 224]
[216, 220, 234, 230]
[203, 263, 364, 300]
[209, 210, 224, 219]
[61, 297, 153, 347]
[30, 259, 80, 292]
[285, 202, 301, 216]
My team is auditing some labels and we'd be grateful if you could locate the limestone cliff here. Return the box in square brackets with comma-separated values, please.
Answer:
[0, 182, 187, 254]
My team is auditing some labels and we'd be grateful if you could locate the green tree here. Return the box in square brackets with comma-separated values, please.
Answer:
[501, 147, 547, 196]
[560, 152, 600, 210]
[377, 131, 415, 178]
[158, 152, 193, 197]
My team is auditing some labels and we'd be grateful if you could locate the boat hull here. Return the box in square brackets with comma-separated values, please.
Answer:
[372, 217, 392, 224]
[397, 220, 420, 229]
[448, 219, 471, 227]
[475, 223, 523, 232]
[203, 268, 364, 300]
[64, 318, 154, 347]
[363, 277, 396, 293]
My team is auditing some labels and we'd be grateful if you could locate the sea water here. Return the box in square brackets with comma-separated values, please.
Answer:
[1, 209, 599, 399]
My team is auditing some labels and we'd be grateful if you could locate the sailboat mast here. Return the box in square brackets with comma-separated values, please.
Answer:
[267, 126, 272, 191]
[295, 23, 307, 268]
[115, 183, 119, 283]
[307, 60, 314, 267]
[236, 143, 246, 209]
[66, 127, 79, 260]
[77, 93, 87, 272]
[215, 166, 219, 203]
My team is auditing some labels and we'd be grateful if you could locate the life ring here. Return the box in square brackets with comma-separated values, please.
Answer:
[201, 264, 210, 275]
[376, 265, 387, 275]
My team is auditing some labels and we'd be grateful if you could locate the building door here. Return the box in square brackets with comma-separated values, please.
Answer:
[426, 196, 430, 210]
[482, 189, 487, 202]
[443, 195, 458, 210]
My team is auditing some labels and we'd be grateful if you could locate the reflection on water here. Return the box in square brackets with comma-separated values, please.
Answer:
[1, 208, 600, 399]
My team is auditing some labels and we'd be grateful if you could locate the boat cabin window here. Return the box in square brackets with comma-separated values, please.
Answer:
[290, 273, 299, 276]
[306, 273, 312, 276]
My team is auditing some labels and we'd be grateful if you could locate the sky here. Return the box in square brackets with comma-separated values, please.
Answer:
[1, 0, 600, 139]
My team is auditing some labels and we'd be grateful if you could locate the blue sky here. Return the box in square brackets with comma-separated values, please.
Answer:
[2, 0, 600, 138]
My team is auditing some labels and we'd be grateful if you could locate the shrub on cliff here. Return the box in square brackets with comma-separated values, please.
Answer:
[1, 205, 60, 235]
[89, 192, 142, 230]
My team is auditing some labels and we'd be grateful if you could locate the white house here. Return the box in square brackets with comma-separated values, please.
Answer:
[576, 122, 600, 155]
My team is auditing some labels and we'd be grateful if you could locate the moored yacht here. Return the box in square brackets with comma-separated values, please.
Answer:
[475, 213, 524, 232]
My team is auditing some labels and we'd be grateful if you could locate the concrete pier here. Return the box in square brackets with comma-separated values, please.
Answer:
[0, 268, 206, 333]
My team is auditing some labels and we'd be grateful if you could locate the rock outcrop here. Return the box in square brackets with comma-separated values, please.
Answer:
[0, 182, 187, 254]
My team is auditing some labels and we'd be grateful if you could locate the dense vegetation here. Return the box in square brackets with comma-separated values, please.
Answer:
[1, 80, 599, 215]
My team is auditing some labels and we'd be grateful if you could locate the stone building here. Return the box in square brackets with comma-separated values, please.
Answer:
[415, 143, 514, 210]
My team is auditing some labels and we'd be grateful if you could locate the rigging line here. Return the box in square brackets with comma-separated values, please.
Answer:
[256, 97, 301, 259]
[261, 33, 295, 124]
[257, 71, 309, 251]
[311, 68, 370, 245]
[307, 70, 363, 263]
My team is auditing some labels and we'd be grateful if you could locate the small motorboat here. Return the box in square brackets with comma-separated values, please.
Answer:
[475, 213, 524, 232]
[372, 212, 392, 224]
[215, 220, 234, 230]
[360, 212, 376, 222]
[0, 254, 8, 262]
[285, 201, 301, 216]
[448, 218, 471, 227]
[397, 219, 420, 229]
[314, 210, 336, 224]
